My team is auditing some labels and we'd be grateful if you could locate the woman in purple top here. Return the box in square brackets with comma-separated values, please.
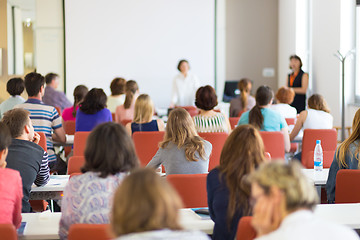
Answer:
[75, 88, 112, 132]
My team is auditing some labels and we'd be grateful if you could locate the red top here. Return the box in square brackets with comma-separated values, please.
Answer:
[0, 168, 23, 228]
[62, 106, 78, 122]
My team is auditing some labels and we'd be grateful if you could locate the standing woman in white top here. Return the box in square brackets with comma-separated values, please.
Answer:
[270, 86, 297, 119]
[170, 60, 200, 107]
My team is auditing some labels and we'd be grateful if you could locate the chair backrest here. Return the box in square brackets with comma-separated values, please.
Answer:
[120, 119, 132, 126]
[229, 117, 240, 130]
[73, 132, 91, 156]
[70, 172, 82, 179]
[0, 224, 17, 240]
[166, 174, 207, 208]
[259, 131, 285, 160]
[111, 113, 115, 121]
[301, 129, 337, 168]
[64, 120, 76, 135]
[68, 224, 112, 240]
[176, 106, 199, 117]
[37, 132, 47, 152]
[285, 118, 295, 125]
[236, 217, 256, 240]
[67, 156, 86, 175]
[198, 132, 228, 170]
[132, 131, 165, 166]
[335, 169, 360, 203]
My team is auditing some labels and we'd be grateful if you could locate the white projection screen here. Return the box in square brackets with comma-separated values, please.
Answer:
[65, 0, 215, 108]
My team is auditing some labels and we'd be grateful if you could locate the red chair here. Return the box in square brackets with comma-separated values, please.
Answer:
[335, 169, 360, 203]
[238, 110, 245, 118]
[120, 119, 132, 126]
[111, 113, 115, 121]
[70, 172, 82, 179]
[198, 132, 228, 170]
[73, 132, 90, 156]
[68, 224, 113, 240]
[132, 131, 165, 166]
[37, 132, 47, 152]
[67, 156, 86, 175]
[229, 117, 240, 130]
[166, 174, 207, 208]
[0, 224, 17, 240]
[176, 106, 198, 117]
[285, 118, 295, 126]
[236, 216, 256, 240]
[259, 131, 285, 160]
[64, 120, 76, 135]
[301, 129, 337, 169]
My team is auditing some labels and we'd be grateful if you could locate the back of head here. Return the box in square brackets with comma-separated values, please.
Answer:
[7, 78, 25, 96]
[0, 122, 11, 151]
[133, 94, 153, 123]
[249, 85, 274, 129]
[307, 94, 330, 113]
[110, 78, 126, 96]
[111, 168, 183, 236]
[123, 80, 139, 109]
[45, 73, 59, 85]
[79, 88, 107, 114]
[82, 122, 139, 178]
[238, 78, 252, 109]
[24, 72, 45, 97]
[249, 161, 319, 212]
[275, 86, 295, 104]
[72, 85, 89, 117]
[195, 85, 218, 110]
[1, 109, 30, 138]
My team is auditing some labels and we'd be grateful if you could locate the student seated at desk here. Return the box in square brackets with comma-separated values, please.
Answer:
[115, 80, 139, 124]
[326, 108, 360, 203]
[125, 94, 164, 135]
[207, 125, 266, 240]
[147, 108, 212, 174]
[2, 108, 50, 213]
[59, 122, 139, 240]
[0, 122, 22, 228]
[111, 168, 209, 240]
[249, 161, 359, 240]
[107, 77, 126, 113]
[270, 86, 297, 119]
[62, 85, 88, 122]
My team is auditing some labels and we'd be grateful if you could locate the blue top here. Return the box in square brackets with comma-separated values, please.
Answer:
[131, 120, 159, 134]
[207, 168, 243, 240]
[237, 108, 287, 131]
[75, 108, 112, 132]
[326, 140, 360, 203]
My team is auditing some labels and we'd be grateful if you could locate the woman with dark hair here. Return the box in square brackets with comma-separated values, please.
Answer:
[115, 80, 139, 123]
[288, 55, 309, 113]
[107, 77, 126, 113]
[62, 85, 88, 122]
[193, 85, 231, 133]
[59, 122, 139, 240]
[238, 85, 290, 152]
[0, 77, 25, 119]
[207, 125, 266, 240]
[170, 59, 200, 107]
[229, 78, 255, 117]
[75, 88, 112, 131]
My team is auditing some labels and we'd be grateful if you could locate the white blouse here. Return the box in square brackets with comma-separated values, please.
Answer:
[270, 103, 297, 119]
[303, 109, 333, 130]
[171, 72, 200, 106]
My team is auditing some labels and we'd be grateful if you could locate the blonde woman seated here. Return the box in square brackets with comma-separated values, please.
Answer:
[147, 108, 212, 174]
[270, 86, 297, 119]
[125, 94, 165, 135]
[249, 161, 359, 240]
[193, 85, 231, 133]
[111, 168, 209, 240]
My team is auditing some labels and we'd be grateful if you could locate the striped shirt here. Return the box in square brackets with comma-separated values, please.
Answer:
[193, 112, 230, 133]
[15, 99, 62, 164]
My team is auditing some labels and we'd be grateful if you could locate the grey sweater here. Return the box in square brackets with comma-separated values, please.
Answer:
[147, 140, 212, 175]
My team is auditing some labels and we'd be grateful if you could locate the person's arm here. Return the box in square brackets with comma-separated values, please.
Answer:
[223, 114, 232, 133]
[52, 127, 66, 143]
[289, 110, 307, 141]
[170, 78, 178, 107]
[282, 127, 291, 153]
[13, 172, 23, 229]
[326, 152, 341, 203]
[146, 148, 163, 169]
[157, 119, 165, 131]
[125, 122, 132, 136]
[34, 151, 50, 187]
[291, 73, 309, 94]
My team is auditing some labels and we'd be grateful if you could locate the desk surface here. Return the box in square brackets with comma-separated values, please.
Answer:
[301, 168, 329, 185]
[31, 175, 69, 192]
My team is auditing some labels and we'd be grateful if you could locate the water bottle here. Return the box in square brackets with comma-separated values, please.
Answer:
[314, 140, 323, 171]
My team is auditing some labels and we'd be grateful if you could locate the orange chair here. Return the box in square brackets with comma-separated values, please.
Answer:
[198, 132, 228, 170]
[37, 132, 47, 151]
[0, 224, 17, 240]
[132, 131, 165, 166]
[166, 174, 207, 208]
[176, 106, 198, 117]
[70, 172, 82, 179]
[335, 169, 360, 203]
[64, 120, 76, 135]
[120, 119, 132, 126]
[236, 216, 256, 240]
[68, 224, 113, 240]
[67, 156, 86, 175]
[111, 113, 115, 121]
[238, 110, 245, 118]
[55, 106, 62, 116]
[229, 117, 240, 130]
[73, 132, 91, 156]
[301, 129, 337, 169]
[259, 131, 285, 160]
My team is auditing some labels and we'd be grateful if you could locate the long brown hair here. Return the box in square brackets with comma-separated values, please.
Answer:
[160, 108, 205, 162]
[72, 85, 88, 117]
[218, 125, 266, 226]
[123, 80, 138, 109]
[111, 169, 183, 236]
[238, 79, 251, 109]
[308, 94, 330, 113]
[249, 86, 273, 129]
[336, 108, 360, 168]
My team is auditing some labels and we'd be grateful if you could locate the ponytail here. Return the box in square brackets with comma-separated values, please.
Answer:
[72, 85, 88, 118]
[123, 80, 139, 110]
[238, 78, 251, 110]
[249, 105, 264, 130]
[124, 90, 134, 109]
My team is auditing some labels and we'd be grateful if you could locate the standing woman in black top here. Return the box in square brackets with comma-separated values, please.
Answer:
[288, 55, 309, 113]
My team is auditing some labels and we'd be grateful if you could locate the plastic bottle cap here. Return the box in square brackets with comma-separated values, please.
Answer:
[316, 140, 321, 144]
